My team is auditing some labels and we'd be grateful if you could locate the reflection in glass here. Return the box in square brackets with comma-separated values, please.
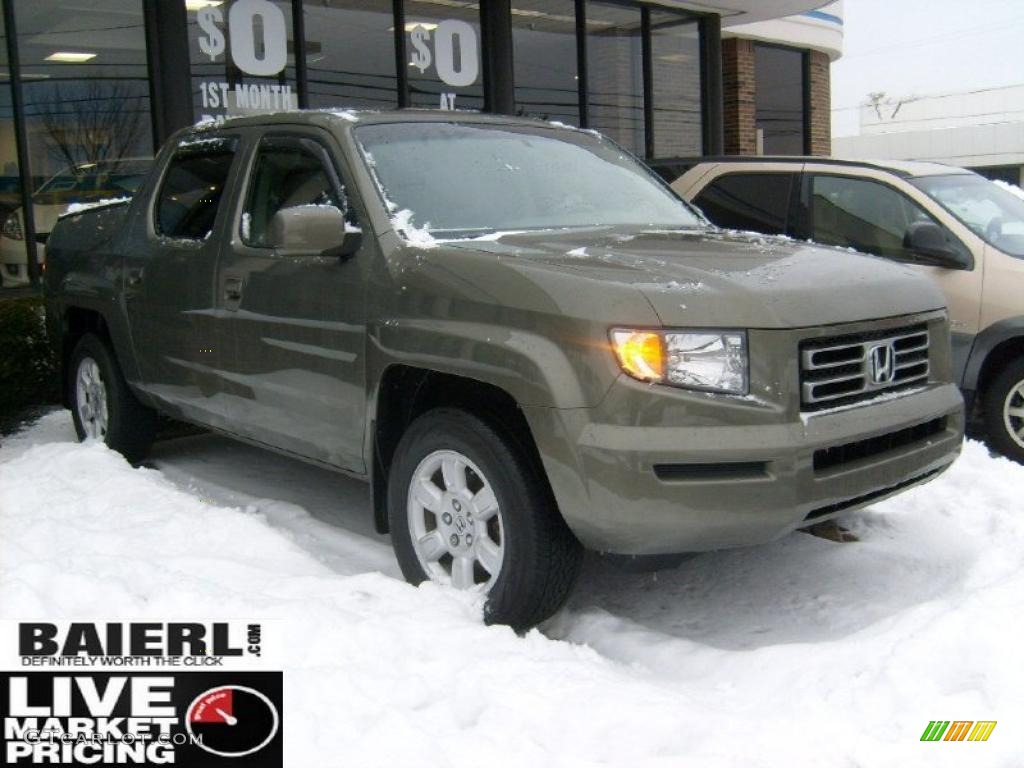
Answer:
[585, 2, 643, 155]
[512, 1, 578, 124]
[0, 8, 30, 289]
[650, 11, 701, 158]
[7, 0, 154, 287]
[304, 1, 397, 110]
[755, 44, 806, 155]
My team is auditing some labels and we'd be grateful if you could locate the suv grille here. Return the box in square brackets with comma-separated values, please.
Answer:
[800, 324, 929, 410]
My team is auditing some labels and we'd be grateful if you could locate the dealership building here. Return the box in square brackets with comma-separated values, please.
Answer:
[833, 83, 1024, 186]
[0, 0, 842, 287]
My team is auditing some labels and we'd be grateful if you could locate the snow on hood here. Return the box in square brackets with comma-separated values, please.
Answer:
[440, 228, 946, 328]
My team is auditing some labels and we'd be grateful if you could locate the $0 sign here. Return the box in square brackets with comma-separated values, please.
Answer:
[196, 0, 288, 76]
[407, 20, 479, 88]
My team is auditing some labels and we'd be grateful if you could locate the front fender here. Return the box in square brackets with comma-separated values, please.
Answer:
[366, 240, 662, 409]
[962, 316, 1024, 392]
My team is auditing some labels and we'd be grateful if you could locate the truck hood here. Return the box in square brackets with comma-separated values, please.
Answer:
[446, 228, 946, 329]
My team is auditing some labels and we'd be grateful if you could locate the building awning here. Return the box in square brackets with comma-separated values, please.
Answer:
[649, 0, 837, 25]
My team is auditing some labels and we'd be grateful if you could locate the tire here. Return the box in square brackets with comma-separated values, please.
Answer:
[388, 408, 582, 630]
[68, 332, 157, 464]
[983, 356, 1024, 464]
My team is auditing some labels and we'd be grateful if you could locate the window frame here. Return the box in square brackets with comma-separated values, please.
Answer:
[238, 132, 350, 250]
[150, 134, 240, 243]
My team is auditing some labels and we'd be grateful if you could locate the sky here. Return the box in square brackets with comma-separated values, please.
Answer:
[831, 0, 1024, 136]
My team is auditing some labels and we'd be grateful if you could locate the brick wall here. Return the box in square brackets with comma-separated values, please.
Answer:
[722, 38, 757, 154]
[807, 50, 831, 156]
[722, 40, 833, 156]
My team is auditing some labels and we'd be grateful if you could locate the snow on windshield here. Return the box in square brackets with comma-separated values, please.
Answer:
[355, 122, 702, 239]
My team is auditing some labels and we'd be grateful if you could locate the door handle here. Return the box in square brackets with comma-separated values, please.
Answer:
[223, 277, 243, 302]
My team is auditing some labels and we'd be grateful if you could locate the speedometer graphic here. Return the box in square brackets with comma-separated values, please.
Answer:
[185, 685, 280, 758]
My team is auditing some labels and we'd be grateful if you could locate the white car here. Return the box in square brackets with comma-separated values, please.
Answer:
[0, 158, 151, 287]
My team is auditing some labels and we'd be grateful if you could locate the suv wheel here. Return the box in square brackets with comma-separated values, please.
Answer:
[387, 408, 582, 630]
[69, 333, 157, 463]
[983, 357, 1024, 463]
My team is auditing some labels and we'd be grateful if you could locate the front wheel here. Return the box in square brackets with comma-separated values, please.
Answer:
[69, 333, 157, 463]
[387, 408, 582, 630]
[983, 357, 1024, 464]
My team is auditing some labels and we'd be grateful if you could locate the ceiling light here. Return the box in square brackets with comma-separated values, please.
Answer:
[389, 22, 440, 32]
[185, 0, 223, 10]
[45, 52, 96, 63]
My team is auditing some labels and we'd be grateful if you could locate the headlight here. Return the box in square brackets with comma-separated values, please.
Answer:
[2, 211, 22, 240]
[610, 328, 748, 394]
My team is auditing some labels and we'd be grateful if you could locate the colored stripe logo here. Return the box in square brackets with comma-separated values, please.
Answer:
[921, 721, 997, 742]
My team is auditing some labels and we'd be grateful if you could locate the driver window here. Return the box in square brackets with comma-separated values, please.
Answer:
[810, 175, 937, 261]
[242, 136, 346, 248]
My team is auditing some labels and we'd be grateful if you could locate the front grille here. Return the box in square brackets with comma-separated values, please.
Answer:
[800, 324, 929, 410]
[803, 468, 943, 521]
[813, 417, 947, 473]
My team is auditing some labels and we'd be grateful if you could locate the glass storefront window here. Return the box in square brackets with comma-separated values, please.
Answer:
[0, 8, 30, 290]
[304, 1, 397, 110]
[188, 0, 297, 123]
[404, 0, 483, 111]
[585, 2, 643, 155]
[649, 11, 702, 158]
[512, 1, 578, 125]
[8, 0, 153, 287]
[755, 44, 806, 155]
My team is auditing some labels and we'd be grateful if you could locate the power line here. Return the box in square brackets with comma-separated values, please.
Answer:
[830, 82, 1024, 113]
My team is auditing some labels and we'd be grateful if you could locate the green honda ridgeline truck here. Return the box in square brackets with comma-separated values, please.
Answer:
[45, 111, 964, 628]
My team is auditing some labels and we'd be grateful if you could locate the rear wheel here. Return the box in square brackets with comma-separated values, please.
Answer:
[388, 408, 582, 630]
[983, 356, 1024, 464]
[69, 333, 157, 463]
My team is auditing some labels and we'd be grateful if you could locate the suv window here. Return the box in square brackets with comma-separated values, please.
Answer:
[242, 135, 345, 248]
[692, 172, 794, 234]
[809, 175, 938, 260]
[155, 137, 237, 240]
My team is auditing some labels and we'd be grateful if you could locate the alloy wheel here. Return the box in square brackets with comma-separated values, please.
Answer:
[406, 449, 505, 591]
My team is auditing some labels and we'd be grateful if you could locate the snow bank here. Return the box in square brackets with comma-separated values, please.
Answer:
[2, 412, 1022, 766]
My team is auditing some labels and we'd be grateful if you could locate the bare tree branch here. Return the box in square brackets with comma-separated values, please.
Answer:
[36, 81, 146, 171]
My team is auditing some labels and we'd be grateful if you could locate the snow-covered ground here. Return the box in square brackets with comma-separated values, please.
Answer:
[1, 410, 1021, 767]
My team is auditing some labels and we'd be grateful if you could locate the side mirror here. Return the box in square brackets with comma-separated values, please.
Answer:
[903, 221, 971, 269]
[268, 205, 362, 260]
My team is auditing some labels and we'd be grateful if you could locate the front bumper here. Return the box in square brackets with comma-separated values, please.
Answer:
[528, 382, 963, 555]
[525, 310, 965, 555]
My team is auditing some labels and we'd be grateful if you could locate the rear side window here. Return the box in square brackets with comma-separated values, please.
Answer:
[155, 137, 237, 240]
[693, 172, 794, 234]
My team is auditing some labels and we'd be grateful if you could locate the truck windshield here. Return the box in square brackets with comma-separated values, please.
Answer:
[911, 173, 1024, 258]
[355, 122, 702, 237]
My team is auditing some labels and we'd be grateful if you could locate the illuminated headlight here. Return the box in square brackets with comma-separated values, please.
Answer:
[610, 329, 748, 395]
[2, 211, 22, 241]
